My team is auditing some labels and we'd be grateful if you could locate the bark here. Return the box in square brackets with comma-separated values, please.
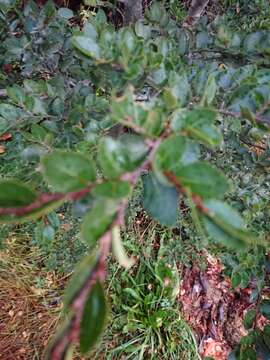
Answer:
[188, 0, 210, 18]
[120, 0, 143, 25]
[185, 0, 213, 25]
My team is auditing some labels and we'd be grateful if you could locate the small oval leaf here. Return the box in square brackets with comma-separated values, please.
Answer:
[42, 150, 96, 192]
[80, 281, 107, 353]
[0, 180, 37, 207]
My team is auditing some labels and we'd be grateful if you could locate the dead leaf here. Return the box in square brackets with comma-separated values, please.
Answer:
[0, 133, 12, 141]
[0, 145, 6, 154]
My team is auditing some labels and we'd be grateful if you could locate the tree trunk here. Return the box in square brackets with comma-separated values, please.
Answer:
[121, 0, 143, 25]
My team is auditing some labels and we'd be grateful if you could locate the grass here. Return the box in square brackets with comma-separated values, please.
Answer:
[90, 218, 200, 360]
[0, 201, 201, 359]
[0, 234, 61, 359]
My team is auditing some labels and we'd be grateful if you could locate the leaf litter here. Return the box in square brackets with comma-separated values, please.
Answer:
[178, 251, 270, 359]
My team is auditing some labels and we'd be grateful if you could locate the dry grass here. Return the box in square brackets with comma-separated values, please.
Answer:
[0, 234, 64, 359]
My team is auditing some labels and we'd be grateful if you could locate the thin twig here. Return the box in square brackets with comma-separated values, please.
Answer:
[219, 109, 270, 128]
[0, 185, 95, 216]
[164, 171, 209, 214]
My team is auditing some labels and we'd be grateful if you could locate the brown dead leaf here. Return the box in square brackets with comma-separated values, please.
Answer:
[0, 145, 6, 154]
[178, 251, 257, 359]
[202, 338, 230, 360]
[0, 133, 12, 141]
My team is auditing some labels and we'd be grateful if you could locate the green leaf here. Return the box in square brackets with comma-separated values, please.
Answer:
[255, 335, 270, 360]
[154, 135, 186, 173]
[145, 2, 169, 26]
[244, 32, 264, 53]
[0, 0, 17, 12]
[123, 287, 142, 301]
[31, 124, 48, 142]
[135, 20, 151, 39]
[138, 108, 164, 136]
[240, 347, 257, 360]
[81, 200, 117, 246]
[7, 85, 25, 104]
[231, 272, 242, 288]
[262, 325, 270, 349]
[0, 103, 21, 121]
[202, 200, 255, 249]
[164, 72, 191, 109]
[171, 108, 221, 147]
[175, 162, 229, 198]
[83, 23, 98, 40]
[42, 151, 96, 192]
[42, 225, 55, 242]
[72, 35, 101, 59]
[80, 281, 107, 353]
[142, 173, 178, 227]
[244, 309, 257, 330]
[153, 135, 199, 184]
[260, 300, 270, 320]
[0, 198, 65, 224]
[98, 135, 148, 179]
[63, 252, 98, 308]
[201, 73, 217, 106]
[0, 180, 37, 207]
[93, 181, 131, 199]
[57, 7, 74, 19]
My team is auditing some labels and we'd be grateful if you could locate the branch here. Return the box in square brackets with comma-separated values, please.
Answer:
[45, 139, 162, 359]
[184, 0, 210, 25]
[219, 109, 270, 128]
[0, 137, 161, 218]
[0, 186, 95, 216]
[48, 230, 112, 360]
[164, 171, 209, 214]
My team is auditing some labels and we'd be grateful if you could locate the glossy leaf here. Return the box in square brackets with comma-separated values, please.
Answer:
[0, 180, 37, 207]
[201, 73, 217, 106]
[255, 335, 270, 360]
[142, 173, 178, 227]
[202, 200, 255, 249]
[93, 181, 131, 199]
[175, 162, 229, 198]
[81, 200, 117, 245]
[244, 309, 257, 330]
[171, 108, 221, 147]
[80, 281, 107, 353]
[0, 197, 65, 224]
[260, 300, 270, 320]
[153, 135, 199, 184]
[72, 35, 101, 59]
[57, 7, 73, 19]
[98, 135, 148, 179]
[43, 151, 96, 192]
[63, 252, 98, 308]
